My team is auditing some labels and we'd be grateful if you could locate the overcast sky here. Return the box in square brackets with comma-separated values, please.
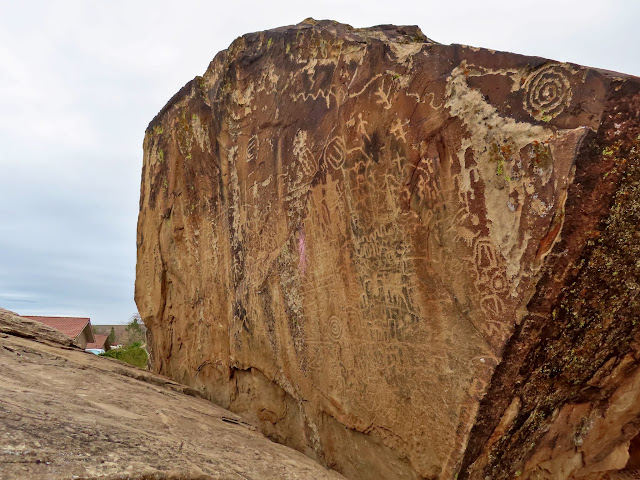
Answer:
[1, 0, 638, 325]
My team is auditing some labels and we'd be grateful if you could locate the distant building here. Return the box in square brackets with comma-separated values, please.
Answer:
[23, 316, 95, 349]
[92, 324, 147, 346]
[86, 334, 111, 354]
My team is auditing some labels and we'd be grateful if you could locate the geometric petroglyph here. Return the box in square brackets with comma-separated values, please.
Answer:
[523, 63, 573, 121]
[471, 238, 509, 320]
[300, 147, 318, 176]
[324, 136, 346, 170]
[328, 315, 343, 341]
[247, 134, 259, 162]
[488, 269, 508, 293]
[480, 295, 505, 318]
[473, 238, 499, 270]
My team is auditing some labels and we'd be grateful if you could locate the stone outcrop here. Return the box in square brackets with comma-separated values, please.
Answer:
[0, 308, 344, 479]
[135, 19, 640, 479]
[0, 308, 80, 348]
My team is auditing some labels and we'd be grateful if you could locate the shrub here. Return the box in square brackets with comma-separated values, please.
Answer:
[100, 342, 148, 369]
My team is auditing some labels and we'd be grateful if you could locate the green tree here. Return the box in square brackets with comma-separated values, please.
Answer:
[125, 313, 145, 345]
[107, 326, 116, 345]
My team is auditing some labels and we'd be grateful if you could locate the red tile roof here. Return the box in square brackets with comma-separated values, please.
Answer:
[23, 316, 91, 341]
[86, 334, 108, 350]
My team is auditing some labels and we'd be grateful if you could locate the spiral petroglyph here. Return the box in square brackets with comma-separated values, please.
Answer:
[328, 315, 342, 341]
[523, 64, 573, 121]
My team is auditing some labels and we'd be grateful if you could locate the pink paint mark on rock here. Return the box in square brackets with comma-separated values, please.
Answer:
[298, 225, 306, 274]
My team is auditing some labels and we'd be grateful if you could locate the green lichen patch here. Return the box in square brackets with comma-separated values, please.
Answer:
[488, 140, 519, 180]
[478, 123, 640, 479]
[177, 109, 194, 161]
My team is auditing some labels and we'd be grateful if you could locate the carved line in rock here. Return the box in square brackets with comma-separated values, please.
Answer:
[324, 136, 347, 170]
[523, 63, 573, 121]
[328, 315, 343, 342]
[247, 134, 259, 162]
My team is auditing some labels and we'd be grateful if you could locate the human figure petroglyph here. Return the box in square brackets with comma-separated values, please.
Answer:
[389, 118, 410, 144]
[374, 78, 394, 110]
[355, 113, 370, 140]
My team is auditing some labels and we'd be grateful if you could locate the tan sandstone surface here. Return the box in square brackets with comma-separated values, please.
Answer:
[0, 308, 344, 480]
[136, 19, 640, 479]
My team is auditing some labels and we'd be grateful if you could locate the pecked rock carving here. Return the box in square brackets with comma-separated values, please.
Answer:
[136, 19, 640, 480]
[522, 63, 574, 121]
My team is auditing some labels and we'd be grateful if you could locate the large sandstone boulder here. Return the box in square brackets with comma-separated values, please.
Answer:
[136, 19, 640, 479]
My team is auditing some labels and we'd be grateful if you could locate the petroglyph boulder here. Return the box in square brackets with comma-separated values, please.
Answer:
[136, 19, 640, 479]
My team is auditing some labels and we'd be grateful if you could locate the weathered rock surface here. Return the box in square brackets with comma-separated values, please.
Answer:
[0, 308, 344, 479]
[136, 19, 640, 479]
[0, 308, 80, 348]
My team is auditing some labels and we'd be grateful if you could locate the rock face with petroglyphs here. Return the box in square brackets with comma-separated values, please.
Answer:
[136, 19, 640, 480]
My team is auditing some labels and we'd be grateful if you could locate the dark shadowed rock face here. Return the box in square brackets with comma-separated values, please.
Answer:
[136, 19, 640, 480]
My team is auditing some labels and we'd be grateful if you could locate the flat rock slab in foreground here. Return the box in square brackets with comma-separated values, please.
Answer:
[0, 309, 343, 480]
[136, 19, 640, 479]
